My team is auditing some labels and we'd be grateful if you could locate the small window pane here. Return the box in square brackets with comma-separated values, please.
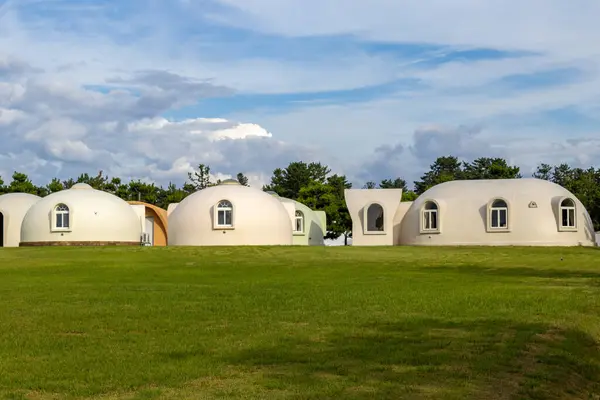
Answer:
[218, 200, 232, 208]
[561, 198, 575, 207]
[499, 209, 507, 227]
[431, 211, 437, 229]
[225, 210, 232, 225]
[492, 199, 507, 208]
[218, 211, 225, 225]
[562, 208, 569, 227]
[63, 213, 70, 228]
[568, 209, 575, 227]
[56, 214, 63, 228]
[425, 202, 437, 210]
[424, 212, 430, 230]
[366, 204, 384, 231]
[491, 209, 498, 227]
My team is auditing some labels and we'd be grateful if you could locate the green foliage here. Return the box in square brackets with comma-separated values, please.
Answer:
[186, 164, 250, 191]
[157, 182, 189, 209]
[128, 180, 161, 204]
[363, 181, 376, 189]
[414, 156, 522, 194]
[462, 157, 522, 180]
[6, 172, 40, 195]
[263, 161, 330, 199]
[236, 172, 249, 186]
[187, 163, 213, 190]
[76, 171, 109, 190]
[266, 161, 351, 241]
[46, 178, 64, 193]
[0, 155, 599, 234]
[533, 163, 600, 230]
[364, 177, 418, 201]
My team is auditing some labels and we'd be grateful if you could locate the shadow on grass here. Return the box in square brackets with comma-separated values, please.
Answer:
[226, 318, 600, 399]
[419, 265, 600, 281]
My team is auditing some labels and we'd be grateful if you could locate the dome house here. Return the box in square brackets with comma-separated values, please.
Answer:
[168, 179, 293, 246]
[20, 183, 142, 246]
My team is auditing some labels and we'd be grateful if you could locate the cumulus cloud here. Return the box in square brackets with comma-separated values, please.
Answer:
[356, 124, 600, 188]
[1, 0, 600, 193]
[0, 60, 322, 187]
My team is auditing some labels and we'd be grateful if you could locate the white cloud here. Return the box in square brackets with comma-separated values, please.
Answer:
[209, 0, 600, 55]
[1, 0, 600, 192]
[127, 117, 272, 141]
[0, 67, 323, 186]
[355, 124, 600, 187]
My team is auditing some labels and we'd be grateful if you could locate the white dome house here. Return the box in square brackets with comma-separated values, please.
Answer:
[20, 183, 142, 246]
[168, 179, 293, 246]
[398, 178, 596, 246]
[0, 193, 41, 247]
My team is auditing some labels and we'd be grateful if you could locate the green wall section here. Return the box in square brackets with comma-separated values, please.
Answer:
[269, 193, 325, 246]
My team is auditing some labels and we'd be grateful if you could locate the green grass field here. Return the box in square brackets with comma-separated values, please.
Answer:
[1, 246, 600, 399]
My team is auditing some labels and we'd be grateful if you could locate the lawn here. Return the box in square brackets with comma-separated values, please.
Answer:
[0, 246, 599, 399]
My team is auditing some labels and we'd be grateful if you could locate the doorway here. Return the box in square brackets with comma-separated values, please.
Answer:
[145, 216, 154, 246]
[0, 212, 4, 247]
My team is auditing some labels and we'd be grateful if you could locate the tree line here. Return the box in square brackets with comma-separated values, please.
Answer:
[1, 156, 599, 240]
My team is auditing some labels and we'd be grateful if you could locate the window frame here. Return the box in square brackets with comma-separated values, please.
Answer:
[293, 210, 305, 235]
[558, 197, 577, 232]
[363, 202, 386, 235]
[213, 199, 234, 230]
[420, 200, 441, 234]
[51, 203, 72, 232]
[487, 198, 510, 232]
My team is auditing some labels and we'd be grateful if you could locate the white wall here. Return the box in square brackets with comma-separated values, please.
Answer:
[168, 184, 293, 246]
[344, 189, 402, 246]
[399, 179, 596, 247]
[21, 189, 141, 244]
[0, 194, 41, 247]
[130, 204, 146, 232]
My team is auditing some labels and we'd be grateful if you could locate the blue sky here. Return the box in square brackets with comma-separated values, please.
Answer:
[1, 0, 600, 188]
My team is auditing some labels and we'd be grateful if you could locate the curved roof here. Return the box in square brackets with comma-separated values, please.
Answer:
[0, 192, 41, 204]
[127, 201, 168, 230]
[399, 178, 595, 246]
[0, 192, 41, 215]
[0, 193, 42, 247]
[71, 183, 93, 190]
[218, 179, 241, 185]
[21, 186, 141, 244]
[414, 178, 574, 201]
[168, 183, 292, 246]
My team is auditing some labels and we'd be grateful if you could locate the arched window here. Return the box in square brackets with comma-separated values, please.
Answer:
[365, 203, 384, 232]
[215, 200, 233, 228]
[294, 210, 304, 233]
[489, 199, 508, 230]
[422, 201, 439, 232]
[559, 198, 576, 229]
[54, 204, 70, 230]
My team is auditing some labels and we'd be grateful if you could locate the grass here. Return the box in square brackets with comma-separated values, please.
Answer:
[0, 246, 600, 399]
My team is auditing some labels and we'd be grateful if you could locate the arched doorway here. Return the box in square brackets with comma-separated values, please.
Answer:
[0, 212, 4, 247]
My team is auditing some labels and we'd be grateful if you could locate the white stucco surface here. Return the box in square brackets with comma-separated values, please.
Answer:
[168, 181, 293, 246]
[399, 178, 596, 246]
[276, 195, 326, 245]
[20, 183, 141, 244]
[0, 193, 41, 247]
[345, 188, 402, 246]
